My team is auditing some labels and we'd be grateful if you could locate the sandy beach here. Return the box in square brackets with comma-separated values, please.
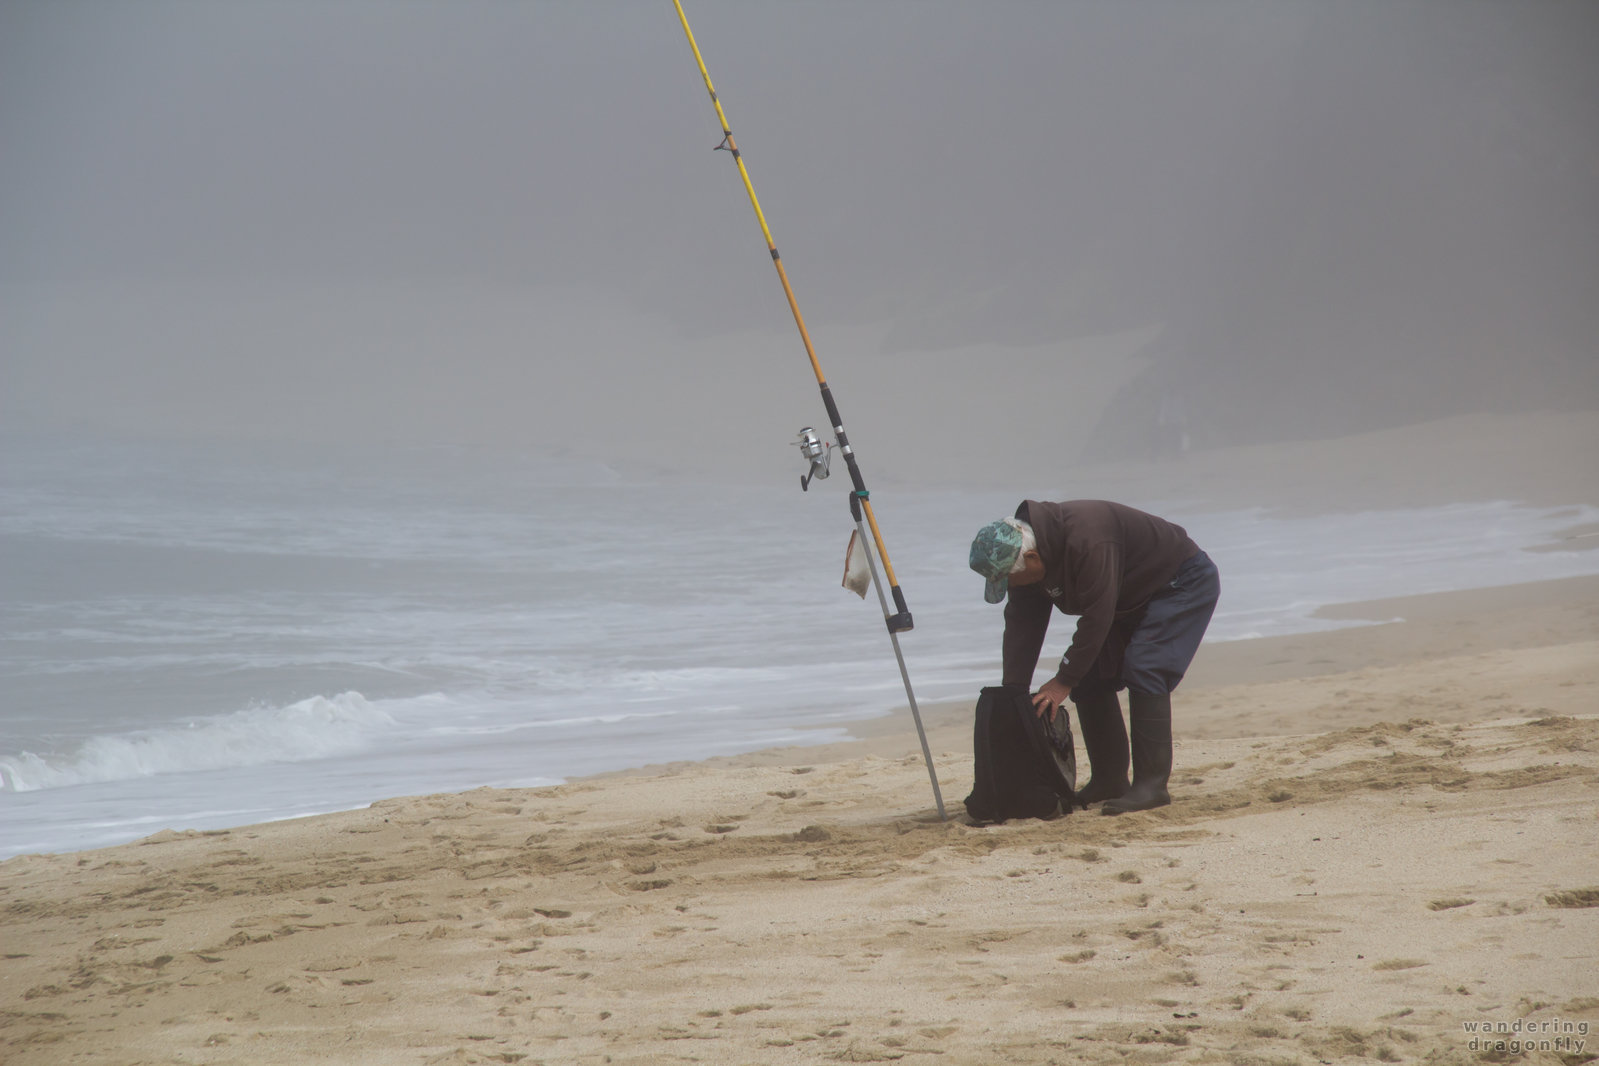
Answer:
[3, 562, 1596, 1064]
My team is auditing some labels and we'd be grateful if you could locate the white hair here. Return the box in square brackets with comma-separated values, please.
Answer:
[1006, 518, 1036, 573]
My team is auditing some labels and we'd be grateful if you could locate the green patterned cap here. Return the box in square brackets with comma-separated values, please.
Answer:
[969, 519, 1024, 604]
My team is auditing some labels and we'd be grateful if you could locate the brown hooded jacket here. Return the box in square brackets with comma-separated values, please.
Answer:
[1001, 500, 1199, 689]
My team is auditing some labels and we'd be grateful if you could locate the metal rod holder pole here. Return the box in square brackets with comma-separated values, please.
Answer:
[853, 512, 946, 821]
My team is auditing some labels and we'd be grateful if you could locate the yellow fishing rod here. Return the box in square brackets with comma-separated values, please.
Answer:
[671, 1, 945, 819]
[671, 0, 910, 635]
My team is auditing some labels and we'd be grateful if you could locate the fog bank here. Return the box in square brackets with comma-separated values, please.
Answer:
[3, 1, 1595, 480]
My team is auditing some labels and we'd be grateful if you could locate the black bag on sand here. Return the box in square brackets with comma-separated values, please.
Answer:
[964, 684, 1079, 824]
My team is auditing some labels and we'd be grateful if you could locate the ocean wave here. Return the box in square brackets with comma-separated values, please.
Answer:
[0, 692, 395, 792]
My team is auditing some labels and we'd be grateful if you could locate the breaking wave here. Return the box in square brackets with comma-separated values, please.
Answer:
[0, 692, 395, 792]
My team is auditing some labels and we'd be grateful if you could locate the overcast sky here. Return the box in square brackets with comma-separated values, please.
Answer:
[3, 1, 1595, 480]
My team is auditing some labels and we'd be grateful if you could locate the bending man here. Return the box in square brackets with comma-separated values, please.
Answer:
[968, 500, 1219, 814]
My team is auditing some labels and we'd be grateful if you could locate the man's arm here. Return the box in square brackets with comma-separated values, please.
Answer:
[1002, 583, 1052, 687]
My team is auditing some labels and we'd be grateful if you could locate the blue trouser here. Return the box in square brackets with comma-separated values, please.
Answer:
[1077, 550, 1220, 698]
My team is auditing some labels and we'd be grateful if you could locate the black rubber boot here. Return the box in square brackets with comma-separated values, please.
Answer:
[1071, 688, 1129, 806]
[1101, 691, 1172, 815]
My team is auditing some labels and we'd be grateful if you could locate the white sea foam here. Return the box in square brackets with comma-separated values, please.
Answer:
[0, 693, 395, 792]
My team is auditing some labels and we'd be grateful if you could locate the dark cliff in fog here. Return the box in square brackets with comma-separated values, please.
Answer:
[1082, 3, 1599, 457]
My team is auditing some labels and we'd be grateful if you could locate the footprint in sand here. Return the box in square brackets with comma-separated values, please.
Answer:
[1427, 897, 1475, 911]
[1545, 887, 1599, 908]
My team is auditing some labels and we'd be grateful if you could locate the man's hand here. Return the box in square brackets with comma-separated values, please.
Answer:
[1031, 678, 1071, 722]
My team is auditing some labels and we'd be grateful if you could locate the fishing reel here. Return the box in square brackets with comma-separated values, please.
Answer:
[795, 426, 833, 491]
